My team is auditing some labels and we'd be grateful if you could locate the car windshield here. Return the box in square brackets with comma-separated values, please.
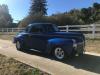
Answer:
[24, 26, 30, 32]
[44, 24, 59, 32]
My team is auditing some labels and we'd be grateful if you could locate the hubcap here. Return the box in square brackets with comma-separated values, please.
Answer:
[16, 41, 20, 49]
[55, 47, 64, 60]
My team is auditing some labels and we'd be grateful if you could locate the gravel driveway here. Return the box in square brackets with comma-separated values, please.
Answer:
[0, 39, 100, 75]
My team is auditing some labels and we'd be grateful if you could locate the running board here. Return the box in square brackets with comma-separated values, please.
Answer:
[30, 49, 41, 53]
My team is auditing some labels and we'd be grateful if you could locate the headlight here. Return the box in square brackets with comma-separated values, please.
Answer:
[72, 39, 77, 48]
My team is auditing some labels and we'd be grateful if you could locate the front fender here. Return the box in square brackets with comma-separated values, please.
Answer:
[13, 36, 25, 44]
[47, 38, 74, 55]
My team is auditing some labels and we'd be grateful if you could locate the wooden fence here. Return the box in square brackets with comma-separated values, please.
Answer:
[59, 24, 100, 39]
[0, 24, 100, 39]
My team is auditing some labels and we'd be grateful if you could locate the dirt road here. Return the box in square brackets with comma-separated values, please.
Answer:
[0, 39, 100, 75]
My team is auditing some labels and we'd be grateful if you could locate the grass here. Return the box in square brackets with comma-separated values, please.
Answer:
[0, 54, 50, 75]
[86, 39, 100, 53]
[0, 34, 14, 40]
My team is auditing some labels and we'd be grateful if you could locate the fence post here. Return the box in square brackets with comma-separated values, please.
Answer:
[91, 24, 95, 39]
[66, 25, 69, 32]
[18, 28, 19, 32]
[2, 28, 4, 32]
[11, 28, 13, 32]
[1, 28, 3, 32]
[7, 28, 8, 32]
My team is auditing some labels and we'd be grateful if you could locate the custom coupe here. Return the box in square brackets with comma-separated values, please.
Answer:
[13, 23, 85, 60]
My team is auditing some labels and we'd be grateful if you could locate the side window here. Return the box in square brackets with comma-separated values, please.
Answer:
[30, 25, 44, 33]
[44, 24, 55, 32]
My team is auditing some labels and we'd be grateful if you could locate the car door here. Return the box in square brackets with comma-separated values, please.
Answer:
[27, 24, 47, 52]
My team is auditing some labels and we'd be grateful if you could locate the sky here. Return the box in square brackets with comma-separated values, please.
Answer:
[0, 0, 100, 23]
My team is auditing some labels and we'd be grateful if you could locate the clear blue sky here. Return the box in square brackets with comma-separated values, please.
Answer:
[0, 0, 100, 23]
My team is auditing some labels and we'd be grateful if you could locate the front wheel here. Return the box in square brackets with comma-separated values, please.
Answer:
[53, 47, 66, 60]
[16, 41, 23, 51]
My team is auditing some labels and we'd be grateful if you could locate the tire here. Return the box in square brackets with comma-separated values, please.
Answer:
[16, 41, 23, 51]
[53, 47, 66, 60]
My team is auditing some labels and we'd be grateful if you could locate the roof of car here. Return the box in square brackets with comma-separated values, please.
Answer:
[28, 23, 54, 27]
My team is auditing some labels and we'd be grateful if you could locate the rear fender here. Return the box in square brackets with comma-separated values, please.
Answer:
[47, 38, 74, 55]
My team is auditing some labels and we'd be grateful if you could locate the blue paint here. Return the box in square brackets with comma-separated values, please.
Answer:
[14, 23, 85, 56]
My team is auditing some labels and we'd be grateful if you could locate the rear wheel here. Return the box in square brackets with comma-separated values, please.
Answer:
[53, 47, 66, 60]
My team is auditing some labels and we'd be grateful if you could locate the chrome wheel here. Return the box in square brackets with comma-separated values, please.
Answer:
[54, 47, 65, 60]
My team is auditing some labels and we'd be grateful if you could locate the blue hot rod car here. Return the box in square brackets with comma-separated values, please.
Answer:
[13, 23, 85, 60]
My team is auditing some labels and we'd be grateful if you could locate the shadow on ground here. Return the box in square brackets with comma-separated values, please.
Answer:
[21, 50, 100, 74]
[65, 54, 100, 74]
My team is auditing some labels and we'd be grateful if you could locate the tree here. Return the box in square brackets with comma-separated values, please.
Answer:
[19, 0, 47, 27]
[0, 4, 13, 28]
[81, 8, 92, 23]
[93, 3, 100, 10]
[19, 2, 100, 27]
[93, 3, 100, 22]
[29, 0, 47, 16]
